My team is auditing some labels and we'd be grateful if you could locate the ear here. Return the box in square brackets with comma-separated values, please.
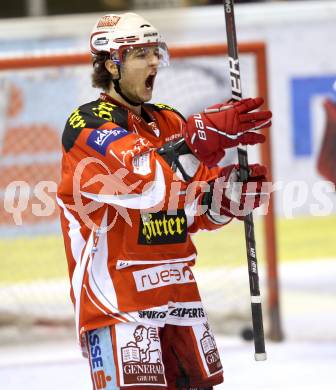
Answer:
[105, 60, 119, 79]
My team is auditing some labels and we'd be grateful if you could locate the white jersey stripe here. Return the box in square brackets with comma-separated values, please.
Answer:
[72, 229, 94, 340]
[81, 160, 165, 209]
[116, 253, 197, 270]
[83, 284, 128, 324]
[56, 195, 85, 264]
[88, 211, 136, 323]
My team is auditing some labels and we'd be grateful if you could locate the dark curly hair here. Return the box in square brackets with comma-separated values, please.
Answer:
[91, 53, 114, 91]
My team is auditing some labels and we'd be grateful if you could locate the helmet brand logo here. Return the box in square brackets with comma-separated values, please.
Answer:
[97, 15, 121, 28]
[94, 37, 109, 46]
[144, 32, 158, 38]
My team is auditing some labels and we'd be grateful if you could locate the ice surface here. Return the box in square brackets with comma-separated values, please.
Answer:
[0, 260, 335, 389]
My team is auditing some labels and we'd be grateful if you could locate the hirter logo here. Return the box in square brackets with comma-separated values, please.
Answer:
[138, 210, 187, 245]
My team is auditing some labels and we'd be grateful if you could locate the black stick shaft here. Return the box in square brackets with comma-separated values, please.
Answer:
[223, 0, 267, 361]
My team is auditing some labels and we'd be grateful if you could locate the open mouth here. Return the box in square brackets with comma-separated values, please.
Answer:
[145, 74, 156, 90]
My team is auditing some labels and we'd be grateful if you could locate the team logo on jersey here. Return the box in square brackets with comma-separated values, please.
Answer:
[120, 325, 166, 386]
[138, 210, 187, 245]
[97, 15, 121, 28]
[87, 127, 128, 155]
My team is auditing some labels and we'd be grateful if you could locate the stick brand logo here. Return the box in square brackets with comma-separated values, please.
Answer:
[88, 332, 112, 389]
[200, 323, 222, 374]
[133, 263, 195, 292]
[121, 325, 166, 385]
[225, 0, 232, 13]
[228, 57, 242, 100]
[87, 127, 128, 155]
[193, 113, 207, 141]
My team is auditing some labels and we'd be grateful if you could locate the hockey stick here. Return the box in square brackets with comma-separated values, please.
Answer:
[223, 0, 267, 361]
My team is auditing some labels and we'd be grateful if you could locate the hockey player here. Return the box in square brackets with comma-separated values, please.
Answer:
[57, 12, 272, 390]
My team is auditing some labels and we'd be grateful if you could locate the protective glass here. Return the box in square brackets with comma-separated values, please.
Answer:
[111, 42, 170, 68]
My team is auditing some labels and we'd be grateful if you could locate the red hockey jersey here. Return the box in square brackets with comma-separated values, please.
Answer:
[57, 94, 229, 338]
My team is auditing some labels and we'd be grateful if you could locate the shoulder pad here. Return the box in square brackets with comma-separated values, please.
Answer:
[146, 103, 186, 121]
[62, 99, 129, 152]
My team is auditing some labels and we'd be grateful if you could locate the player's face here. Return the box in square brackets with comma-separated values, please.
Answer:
[119, 45, 160, 104]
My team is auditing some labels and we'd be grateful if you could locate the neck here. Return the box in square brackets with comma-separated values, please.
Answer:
[106, 87, 142, 115]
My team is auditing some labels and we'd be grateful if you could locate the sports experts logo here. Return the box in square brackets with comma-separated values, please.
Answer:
[169, 307, 205, 319]
[138, 310, 167, 319]
[133, 263, 195, 292]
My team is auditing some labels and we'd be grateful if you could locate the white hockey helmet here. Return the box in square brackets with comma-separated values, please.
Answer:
[90, 13, 169, 67]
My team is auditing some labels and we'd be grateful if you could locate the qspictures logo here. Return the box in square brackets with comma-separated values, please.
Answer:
[120, 325, 166, 386]
[138, 210, 187, 245]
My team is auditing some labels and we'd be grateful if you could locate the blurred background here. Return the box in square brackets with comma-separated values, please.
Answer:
[0, 1, 335, 389]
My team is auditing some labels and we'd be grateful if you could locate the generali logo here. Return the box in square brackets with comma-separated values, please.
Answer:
[120, 325, 166, 386]
[200, 323, 222, 375]
[132, 263, 195, 292]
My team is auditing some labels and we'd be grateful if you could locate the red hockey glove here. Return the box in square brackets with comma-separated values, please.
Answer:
[204, 163, 270, 221]
[183, 97, 271, 167]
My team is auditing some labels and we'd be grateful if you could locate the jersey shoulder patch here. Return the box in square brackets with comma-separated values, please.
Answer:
[62, 99, 129, 152]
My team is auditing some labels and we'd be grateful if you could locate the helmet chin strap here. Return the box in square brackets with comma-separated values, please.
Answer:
[113, 79, 142, 107]
[112, 66, 143, 107]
